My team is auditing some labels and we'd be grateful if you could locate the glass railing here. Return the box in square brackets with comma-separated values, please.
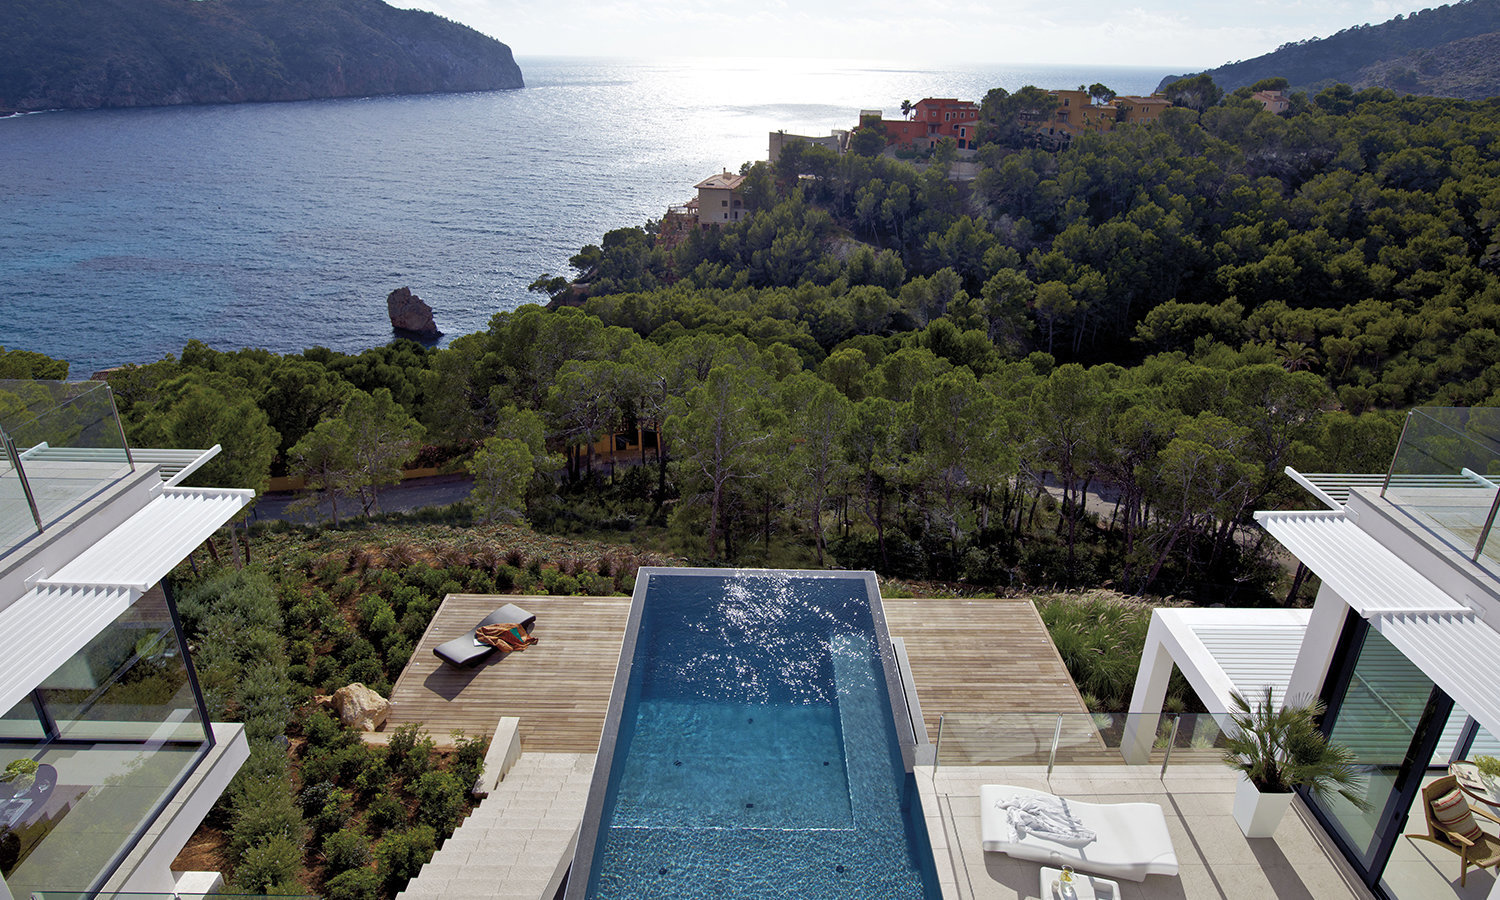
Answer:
[0, 379, 133, 556]
[932, 712, 1232, 775]
[1381, 408, 1500, 567]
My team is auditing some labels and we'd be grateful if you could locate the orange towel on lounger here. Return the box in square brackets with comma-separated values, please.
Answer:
[476, 623, 537, 650]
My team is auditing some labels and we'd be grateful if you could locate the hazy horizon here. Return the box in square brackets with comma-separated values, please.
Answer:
[406, 0, 1418, 71]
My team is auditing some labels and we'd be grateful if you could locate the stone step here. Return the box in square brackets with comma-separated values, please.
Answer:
[395, 752, 594, 900]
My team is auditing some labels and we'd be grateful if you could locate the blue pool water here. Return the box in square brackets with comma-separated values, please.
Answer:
[576, 569, 939, 899]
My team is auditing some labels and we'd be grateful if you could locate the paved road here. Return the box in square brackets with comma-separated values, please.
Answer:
[250, 473, 475, 524]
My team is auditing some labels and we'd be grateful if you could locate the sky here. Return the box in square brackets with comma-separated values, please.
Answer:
[407, 0, 1417, 69]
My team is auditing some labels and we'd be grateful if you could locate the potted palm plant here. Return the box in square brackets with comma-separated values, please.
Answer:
[1222, 688, 1370, 838]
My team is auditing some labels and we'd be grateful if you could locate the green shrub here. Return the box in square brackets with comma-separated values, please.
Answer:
[370, 606, 401, 649]
[301, 708, 354, 752]
[464, 571, 497, 594]
[322, 827, 371, 876]
[356, 594, 393, 629]
[333, 575, 362, 601]
[228, 775, 305, 860]
[450, 731, 489, 790]
[375, 824, 436, 891]
[235, 833, 302, 893]
[368, 790, 408, 830]
[299, 780, 338, 817]
[287, 638, 315, 664]
[311, 655, 339, 687]
[309, 787, 354, 838]
[413, 771, 466, 835]
[324, 866, 381, 900]
[302, 742, 375, 789]
[385, 638, 414, 673]
[493, 565, 517, 591]
[385, 724, 434, 780]
[342, 657, 385, 690]
[315, 557, 347, 586]
[388, 584, 423, 617]
[541, 570, 578, 595]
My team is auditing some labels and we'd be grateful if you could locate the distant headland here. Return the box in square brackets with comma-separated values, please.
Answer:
[1159, 0, 1500, 100]
[0, 0, 523, 115]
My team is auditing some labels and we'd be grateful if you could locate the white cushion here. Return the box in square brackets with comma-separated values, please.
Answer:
[979, 784, 1179, 882]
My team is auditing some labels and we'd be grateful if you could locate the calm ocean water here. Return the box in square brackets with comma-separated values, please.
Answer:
[0, 57, 1169, 375]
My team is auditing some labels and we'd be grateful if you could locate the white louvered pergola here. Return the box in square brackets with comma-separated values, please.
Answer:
[1126, 508, 1500, 764]
[0, 484, 252, 714]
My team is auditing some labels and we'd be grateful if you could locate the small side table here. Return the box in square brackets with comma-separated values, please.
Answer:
[1450, 762, 1500, 809]
[1039, 866, 1120, 900]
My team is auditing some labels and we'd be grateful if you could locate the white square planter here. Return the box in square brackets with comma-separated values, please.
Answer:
[1233, 773, 1294, 838]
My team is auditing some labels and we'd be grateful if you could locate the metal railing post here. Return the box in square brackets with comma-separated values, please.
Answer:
[1473, 489, 1500, 562]
[934, 714, 944, 772]
[108, 388, 134, 470]
[1160, 715, 1181, 779]
[1382, 411, 1413, 497]
[3, 431, 43, 532]
[1047, 714, 1063, 778]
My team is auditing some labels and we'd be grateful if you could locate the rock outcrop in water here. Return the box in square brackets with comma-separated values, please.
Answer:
[0, 0, 523, 114]
[387, 287, 441, 338]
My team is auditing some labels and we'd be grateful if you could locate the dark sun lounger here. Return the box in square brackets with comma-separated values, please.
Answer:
[433, 603, 537, 668]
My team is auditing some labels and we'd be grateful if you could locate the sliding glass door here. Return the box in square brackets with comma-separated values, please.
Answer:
[1304, 615, 1451, 882]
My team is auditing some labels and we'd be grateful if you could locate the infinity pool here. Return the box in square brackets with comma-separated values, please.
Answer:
[570, 568, 940, 899]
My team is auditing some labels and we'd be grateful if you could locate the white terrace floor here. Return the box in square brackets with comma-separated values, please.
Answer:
[919, 764, 1370, 900]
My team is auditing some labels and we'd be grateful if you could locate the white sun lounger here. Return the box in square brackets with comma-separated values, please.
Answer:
[980, 784, 1179, 882]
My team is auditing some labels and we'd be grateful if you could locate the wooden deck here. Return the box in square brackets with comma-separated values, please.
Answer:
[385, 593, 1089, 755]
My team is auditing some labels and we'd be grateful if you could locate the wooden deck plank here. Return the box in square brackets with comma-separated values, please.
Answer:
[386, 592, 1089, 756]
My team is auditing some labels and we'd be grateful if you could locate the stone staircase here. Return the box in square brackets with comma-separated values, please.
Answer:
[396, 752, 595, 900]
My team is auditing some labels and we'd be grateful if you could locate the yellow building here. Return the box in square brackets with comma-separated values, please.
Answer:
[1112, 95, 1172, 124]
[1251, 89, 1291, 114]
[1032, 89, 1173, 145]
[695, 171, 747, 227]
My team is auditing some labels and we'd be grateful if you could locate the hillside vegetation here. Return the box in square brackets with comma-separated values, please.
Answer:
[1159, 0, 1500, 99]
[0, 0, 523, 114]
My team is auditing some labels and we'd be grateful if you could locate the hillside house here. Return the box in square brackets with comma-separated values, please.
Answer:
[868, 98, 980, 150]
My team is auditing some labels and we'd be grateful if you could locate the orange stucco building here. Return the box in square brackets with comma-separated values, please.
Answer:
[870, 97, 982, 149]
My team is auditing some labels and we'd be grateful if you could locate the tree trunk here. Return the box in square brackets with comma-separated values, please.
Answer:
[811, 498, 824, 565]
[1143, 519, 1188, 591]
[655, 440, 669, 511]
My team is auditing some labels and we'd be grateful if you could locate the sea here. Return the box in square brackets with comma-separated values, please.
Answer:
[0, 57, 1171, 376]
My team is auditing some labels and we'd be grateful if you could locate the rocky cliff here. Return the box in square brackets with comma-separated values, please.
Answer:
[0, 0, 523, 114]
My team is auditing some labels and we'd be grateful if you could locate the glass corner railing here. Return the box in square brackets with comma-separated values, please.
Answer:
[1381, 407, 1500, 567]
[0, 379, 134, 556]
[931, 711, 1232, 775]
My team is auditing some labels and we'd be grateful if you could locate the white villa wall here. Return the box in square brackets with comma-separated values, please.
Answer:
[1285, 582, 1351, 706]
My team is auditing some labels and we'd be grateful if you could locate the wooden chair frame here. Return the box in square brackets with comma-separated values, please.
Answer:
[1405, 774, 1500, 887]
